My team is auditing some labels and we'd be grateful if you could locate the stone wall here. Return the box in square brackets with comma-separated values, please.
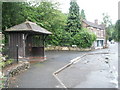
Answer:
[45, 46, 92, 51]
[3, 61, 30, 88]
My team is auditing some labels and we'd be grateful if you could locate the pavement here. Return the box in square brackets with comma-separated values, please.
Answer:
[8, 43, 118, 88]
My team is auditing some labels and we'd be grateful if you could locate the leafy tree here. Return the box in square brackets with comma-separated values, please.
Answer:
[101, 13, 112, 46]
[112, 20, 120, 42]
[32, 1, 67, 46]
[107, 25, 115, 41]
[2, 1, 67, 46]
[60, 30, 73, 46]
[73, 28, 96, 48]
[26, 1, 68, 46]
[65, 0, 81, 36]
[102, 13, 112, 27]
[2, 2, 30, 44]
[2, 2, 24, 29]
[2, 1, 95, 48]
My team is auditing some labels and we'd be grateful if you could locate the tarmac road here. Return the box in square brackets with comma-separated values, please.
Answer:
[57, 43, 118, 88]
[9, 43, 118, 88]
[9, 51, 86, 88]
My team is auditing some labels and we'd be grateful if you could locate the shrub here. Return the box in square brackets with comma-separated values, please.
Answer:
[73, 28, 96, 48]
[0, 56, 5, 89]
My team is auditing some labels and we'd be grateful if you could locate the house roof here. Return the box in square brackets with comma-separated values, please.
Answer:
[82, 20, 105, 30]
[5, 21, 52, 34]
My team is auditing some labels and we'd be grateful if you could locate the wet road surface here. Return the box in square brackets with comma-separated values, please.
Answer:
[9, 51, 86, 88]
[9, 43, 118, 88]
[57, 43, 118, 88]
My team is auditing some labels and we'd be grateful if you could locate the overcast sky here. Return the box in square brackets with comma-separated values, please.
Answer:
[52, 0, 119, 24]
[28, 0, 119, 24]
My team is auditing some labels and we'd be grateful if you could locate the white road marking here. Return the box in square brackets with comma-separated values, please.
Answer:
[53, 73, 67, 88]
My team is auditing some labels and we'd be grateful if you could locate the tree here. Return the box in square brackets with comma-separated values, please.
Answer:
[112, 20, 120, 42]
[2, 2, 30, 44]
[80, 9, 86, 20]
[31, 1, 67, 46]
[101, 13, 112, 46]
[102, 13, 112, 27]
[2, 1, 67, 46]
[65, 0, 81, 36]
[2, 2, 29, 30]
[107, 25, 115, 41]
[73, 28, 96, 48]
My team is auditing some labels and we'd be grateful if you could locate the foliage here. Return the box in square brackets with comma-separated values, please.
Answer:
[80, 9, 86, 20]
[30, 1, 67, 46]
[2, 1, 67, 46]
[2, 1, 97, 48]
[0, 55, 14, 88]
[112, 20, 120, 42]
[65, 0, 81, 36]
[73, 28, 96, 48]
[2, 2, 26, 30]
[60, 30, 73, 46]
[101, 13, 113, 45]
[2, 2, 28, 44]
[101, 13, 112, 27]
[0, 56, 14, 68]
[106, 25, 115, 41]
[101, 13, 120, 43]
[0, 56, 5, 88]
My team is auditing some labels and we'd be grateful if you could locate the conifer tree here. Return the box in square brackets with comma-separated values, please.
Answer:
[80, 9, 86, 20]
[65, 0, 81, 36]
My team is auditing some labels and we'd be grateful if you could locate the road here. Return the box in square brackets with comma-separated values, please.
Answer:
[9, 51, 86, 88]
[9, 43, 118, 88]
[57, 43, 118, 88]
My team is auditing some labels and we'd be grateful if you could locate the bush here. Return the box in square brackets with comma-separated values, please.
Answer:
[73, 28, 96, 48]
[0, 56, 14, 68]
[0, 56, 5, 89]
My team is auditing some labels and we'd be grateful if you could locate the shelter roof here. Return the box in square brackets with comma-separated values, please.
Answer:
[5, 21, 52, 34]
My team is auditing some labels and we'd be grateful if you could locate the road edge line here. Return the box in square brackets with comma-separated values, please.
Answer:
[52, 53, 87, 88]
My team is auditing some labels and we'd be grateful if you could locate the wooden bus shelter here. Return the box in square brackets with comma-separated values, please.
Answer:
[5, 21, 52, 60]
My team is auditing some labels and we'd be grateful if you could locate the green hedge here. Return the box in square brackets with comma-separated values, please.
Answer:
[73, 28, 96, 48]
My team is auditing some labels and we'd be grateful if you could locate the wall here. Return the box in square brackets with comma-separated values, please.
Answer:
[8, 32, 24, 59]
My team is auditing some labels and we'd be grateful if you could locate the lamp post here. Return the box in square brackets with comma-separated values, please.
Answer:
[16, 45, 19, 64]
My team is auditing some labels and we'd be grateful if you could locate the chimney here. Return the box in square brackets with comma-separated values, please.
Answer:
[95, 19, 98, 24]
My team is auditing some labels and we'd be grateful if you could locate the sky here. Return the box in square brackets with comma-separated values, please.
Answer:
[28, 0, 119, 24]
[52, 0, 119, 24]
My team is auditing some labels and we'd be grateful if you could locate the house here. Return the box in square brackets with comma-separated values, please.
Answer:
[82, 19, 106, 49]
[5, 21, 52, 60]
